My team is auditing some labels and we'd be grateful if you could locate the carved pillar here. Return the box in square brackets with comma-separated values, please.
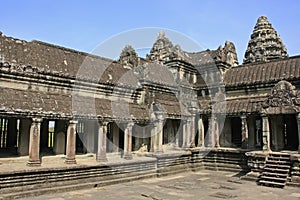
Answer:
[124, 122, 134, 159]
[190, 114, 196, 148]
[157, 119, 164, 152]
[97, 121, 108, 162]
[297, 114, 300, 153]
[207, 117, 214, 147]
[214, 115, 220, 148]
[65, 120, 77, 164]
[186, 118, 192, 147]
[241, 115, 249, 149]
[150, 124, 157, 152]
[262, 114, 271, 151]
[27, 118, 42, 167]
[182, 120, 187, 148]
[197, 116, 205, 147]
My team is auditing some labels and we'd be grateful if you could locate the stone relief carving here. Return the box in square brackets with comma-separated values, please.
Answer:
[264, 80, 300, 108]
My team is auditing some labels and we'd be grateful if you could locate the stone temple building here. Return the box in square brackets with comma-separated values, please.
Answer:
[0, 16, 299, 191]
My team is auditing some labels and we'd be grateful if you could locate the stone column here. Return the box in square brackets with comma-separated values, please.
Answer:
[65, 120, 77, 164]
[297, 114, 300, 153]
[182, 120, 187, 148]
[190, 114, 196, 148]
[97, 121, 108, 162]
[207, 117, 214, 147]
[124, 122, 134, 159]
[150, 124, 157, 152]
[241, 115, 249, 149]
[27, 118, 42, 167]
[157, 119, 164, 152]
[262, 114, 271, 151]
[186, 119, 192, 147]
[197, 116, 205, 147]
[214, 116, 220, 148]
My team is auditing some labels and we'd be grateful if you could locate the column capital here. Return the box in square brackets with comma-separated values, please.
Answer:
[32, 118, 43, 123]
[98, 120, 109, 127]
[69, 120, 78, 124]
[240, 115, 247, 120]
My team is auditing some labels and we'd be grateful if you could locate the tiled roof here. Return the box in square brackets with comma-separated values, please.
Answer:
[0, 88, 148, 120]
[0, 34, 134, 85]
[224, 56, 300, 86]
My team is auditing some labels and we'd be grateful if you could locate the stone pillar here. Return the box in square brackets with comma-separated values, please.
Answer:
[182, 120, 187, 148]
[262, 114, 271, 151]
[241, 115, 249, 149]
[297, 114, 300, 153]
[197, 116, 205, 147]
[65, 120, 77, 164]
[18, 118, 31, 156]
[150, 124, 157, 152]
[207, 117, 214, 147]
[214, 116, 220, 148]
[157, 119, 164, 152]
[186, 119, 192, 147]
[124, 122, 134, 159]
[27, 118, 42, 167]
[190, 114, 196, 148]
[97, 121, 108, 162]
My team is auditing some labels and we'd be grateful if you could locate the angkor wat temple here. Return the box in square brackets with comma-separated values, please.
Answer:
[0, 16, 299, 195]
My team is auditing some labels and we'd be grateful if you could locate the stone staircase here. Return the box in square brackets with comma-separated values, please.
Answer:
[258, 152, 291, 188]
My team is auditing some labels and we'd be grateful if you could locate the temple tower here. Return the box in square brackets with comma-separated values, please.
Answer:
[243, 16, 288, 64]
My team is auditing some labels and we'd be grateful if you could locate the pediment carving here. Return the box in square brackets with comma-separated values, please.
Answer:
[264, 80, 300, 108]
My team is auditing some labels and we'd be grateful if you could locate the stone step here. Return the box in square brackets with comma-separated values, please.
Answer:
[0, 169, 123, 189]
[0, 169, 157, 195]
[263, 167, 290, 173]
[0, 171, 158, 200]
[264, 163, 290, 169]
[0, 168, 120, 186]
[261, 171, 288, 177]
[268, 156, 290, 161]
[259, 180, 285, 187]
[266, 160, 290, 165]
[260, 175, 287, 182]
[0, 164, 156, 189]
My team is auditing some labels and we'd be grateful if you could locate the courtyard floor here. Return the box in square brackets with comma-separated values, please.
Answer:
[23, 170, 300, 200]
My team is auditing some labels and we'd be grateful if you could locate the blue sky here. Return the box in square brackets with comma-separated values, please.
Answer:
[1, 0, 300, 63]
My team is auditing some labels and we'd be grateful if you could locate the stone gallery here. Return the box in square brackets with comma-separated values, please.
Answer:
[0, 16, 299, 192]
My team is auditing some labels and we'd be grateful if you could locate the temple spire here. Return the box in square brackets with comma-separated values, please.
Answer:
[243, 16, 288, 64]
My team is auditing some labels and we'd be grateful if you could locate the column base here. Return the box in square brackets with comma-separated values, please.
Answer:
[97, 155, 108, 162]
[65, 158, 77, 164]
[123, 153, 133, 160]
[27, 159, 41, 167]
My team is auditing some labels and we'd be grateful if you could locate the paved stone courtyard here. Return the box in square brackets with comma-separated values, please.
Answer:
[24, 170, 300, 200]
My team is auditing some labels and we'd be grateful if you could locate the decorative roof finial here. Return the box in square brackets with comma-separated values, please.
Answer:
[119, 44, 139, 68]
